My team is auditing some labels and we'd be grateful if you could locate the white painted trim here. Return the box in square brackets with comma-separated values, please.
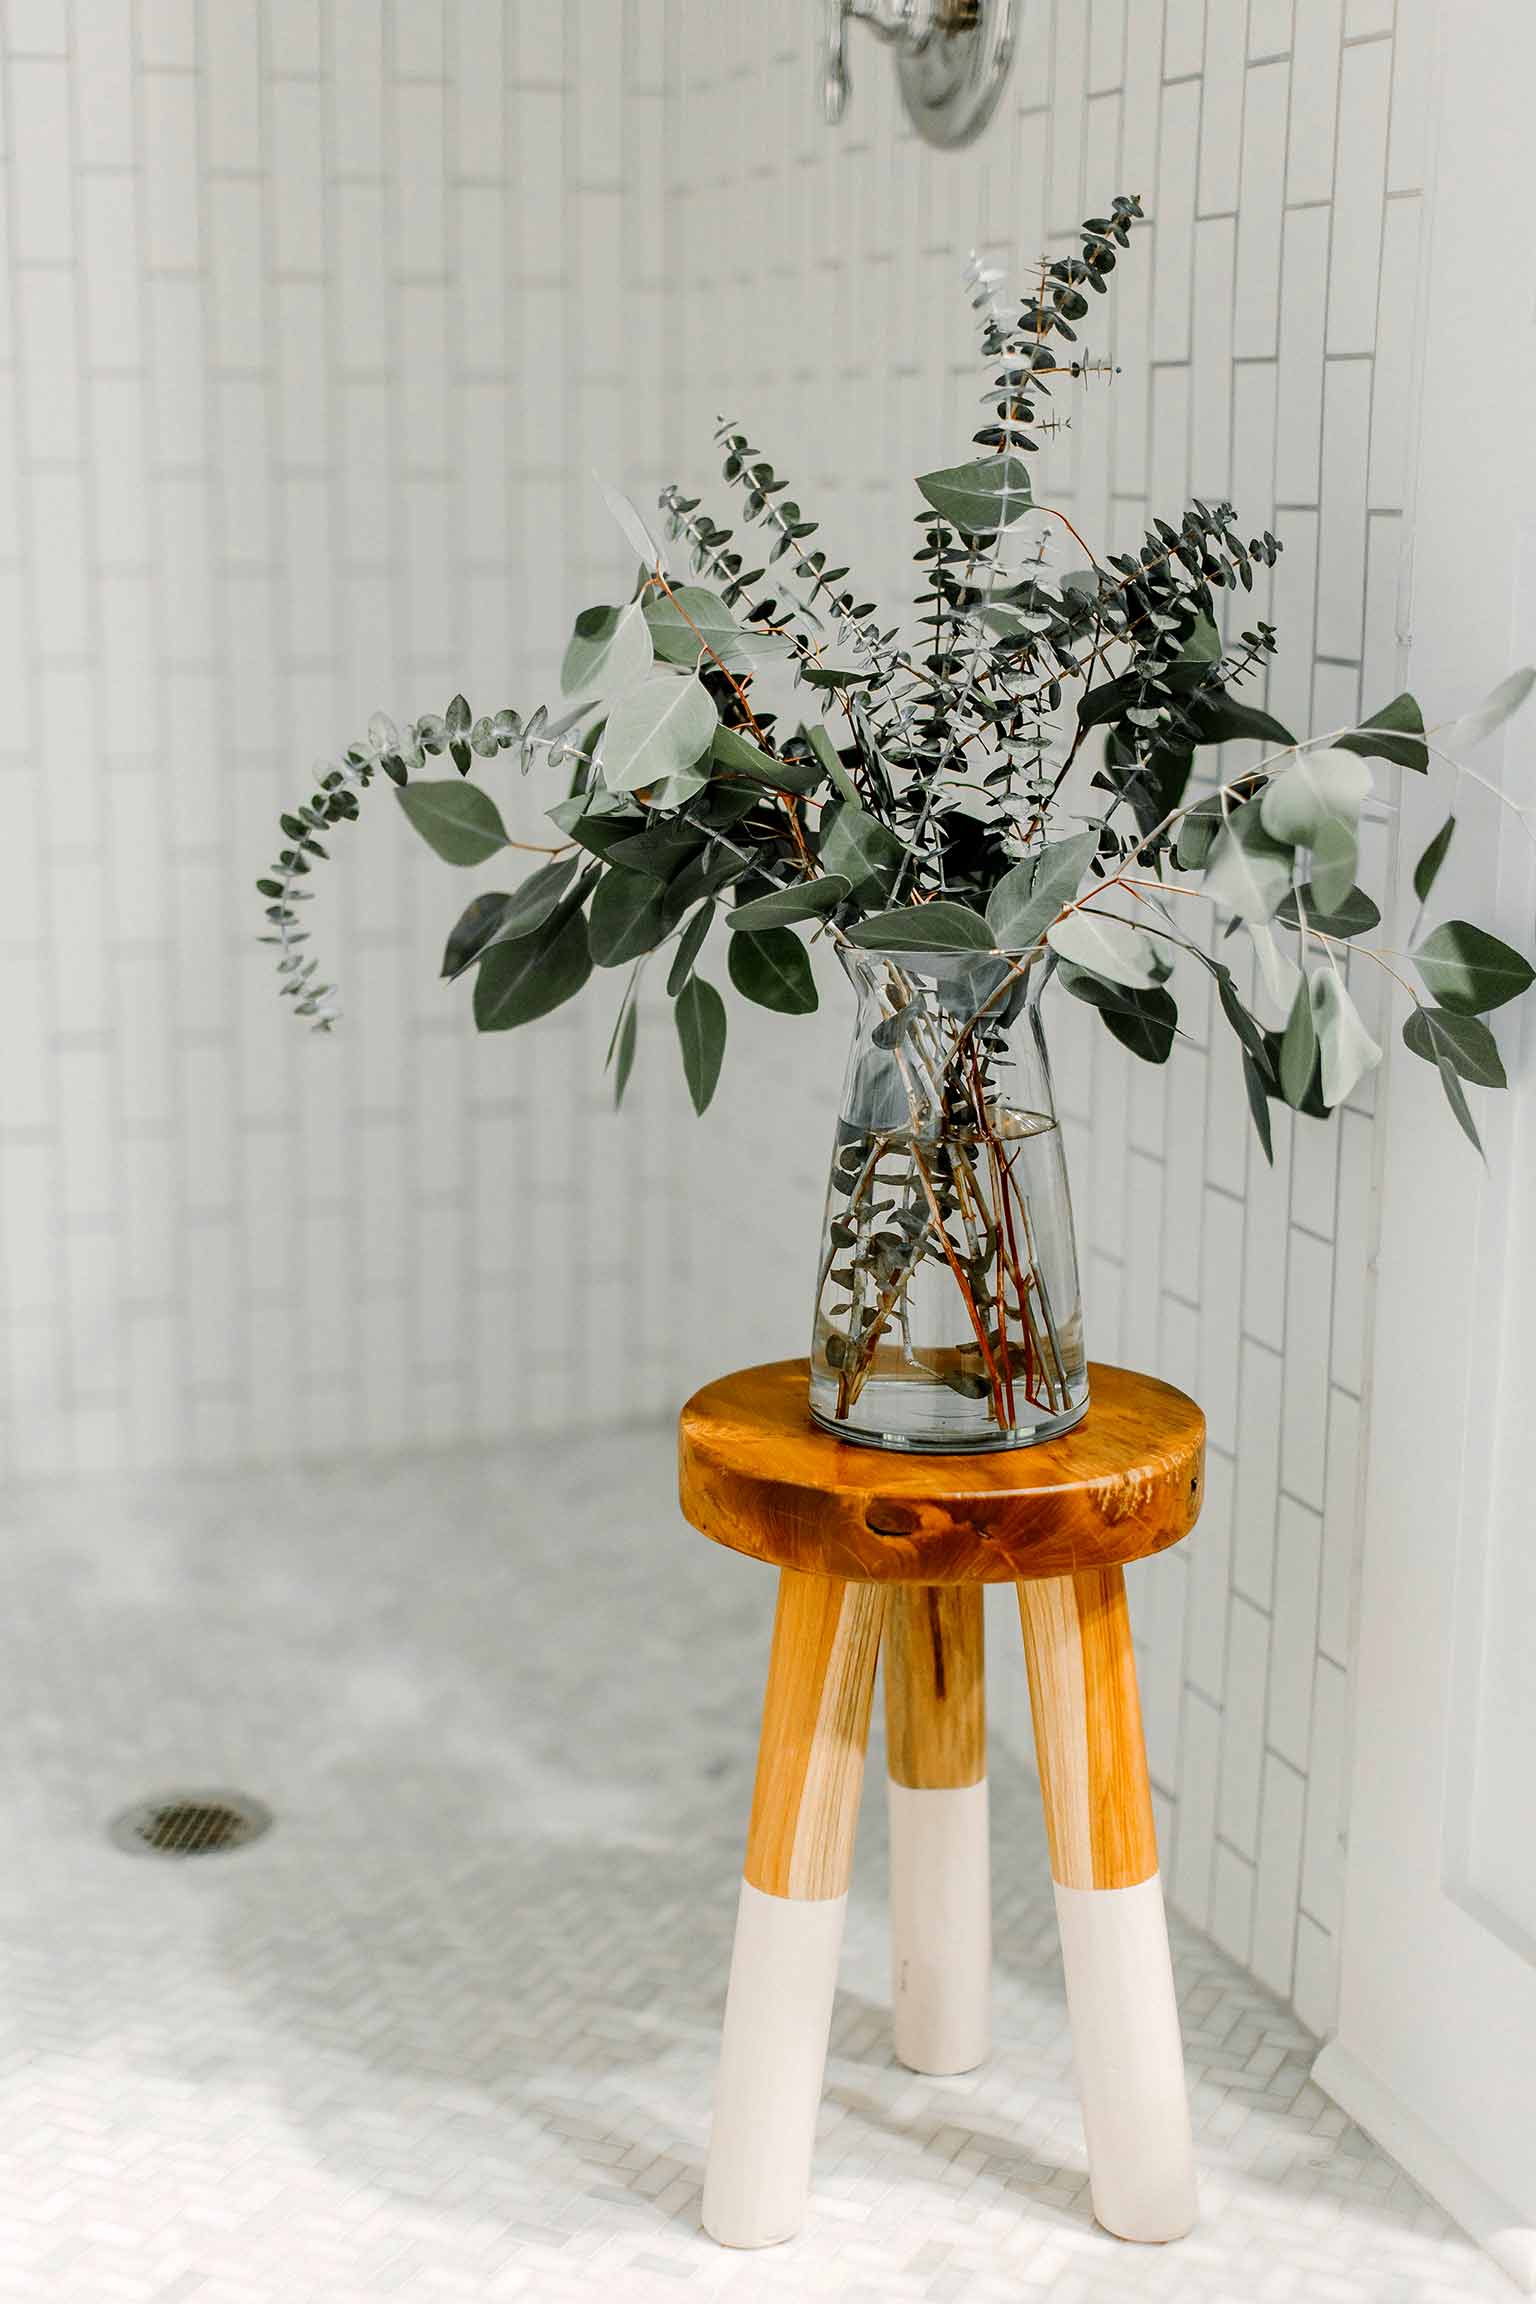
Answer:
[701, 1880, 847, 2249]
[1312, 2042, 1536, 2294]
[887, 1777, 991, 2074]
[1053, 1873, 1197, 2243]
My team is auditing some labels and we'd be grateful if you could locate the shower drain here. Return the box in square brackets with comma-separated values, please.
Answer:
[110, 1790, 274, 1859]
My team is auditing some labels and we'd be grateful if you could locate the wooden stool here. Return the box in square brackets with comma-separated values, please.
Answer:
[678, 1357, 1205, 2251]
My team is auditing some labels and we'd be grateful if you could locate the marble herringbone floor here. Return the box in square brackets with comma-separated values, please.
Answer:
[0, 1428, 1508, 2302]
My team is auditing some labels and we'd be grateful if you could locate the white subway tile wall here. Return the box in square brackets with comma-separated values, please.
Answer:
[0, 0, 1429, 2032]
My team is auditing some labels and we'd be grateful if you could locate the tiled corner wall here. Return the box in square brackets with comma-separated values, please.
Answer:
[670, 0, 1431, 2035]
[0, 0, 708, 1477]
[0, 0, 1434, 2036]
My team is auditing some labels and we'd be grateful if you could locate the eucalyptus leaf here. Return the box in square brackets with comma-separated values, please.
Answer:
[1279, 976, 1319, 1109]
[588, 865, 672, 967]
[847, 902, 994, 953]
[728, 878, 850, 929]
[986, 830, 1097, 950]
[728, 926, 818, 1014]
[441, 890, 515, 981]
[599, 673, 718, 794]
[1310, 813, 1358, 915]
[819, 804, 909, 906]
[561, 597, 653, 698]
[1258, 746, 1372, 846]
[1310, 969, 1381, 1108]
[1204, 800, 1294, 923]
[442, 856, 579, 978]
[1412, 814, 1455, 905]
[474, 907, 592, 1031]
[807, 724, 863, 809]
[1248, 920, 1300, 1015]
[675, 973, 726, 1114]
[1437, 665, 1536, 755]
[612, 999, 638, 1107]
[644, 584, 790, 672]
[710, 724, 825, 796]
[1057, 962, 1177, 1062]
[1275, 881, 1380, 938]
[395, 779, 509, 866]
[666, 899, 715, 995]
[1046, 907, 1167, 987]
[915, 452, 1033, 534]
[1413, 920, 1536, 1014]
[1242, 1050, 1275, 1163]
[595, 469, 666, 571]
[1336, 691, 1428, 772]
[1403, 1004, 1506, 1089]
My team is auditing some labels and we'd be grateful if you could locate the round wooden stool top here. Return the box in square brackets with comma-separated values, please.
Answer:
[677, 1359, 1204, 1585]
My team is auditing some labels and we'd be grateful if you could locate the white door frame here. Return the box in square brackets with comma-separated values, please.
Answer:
[1313, 3, 1536, 2285]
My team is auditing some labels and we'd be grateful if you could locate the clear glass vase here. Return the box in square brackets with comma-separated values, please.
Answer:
[808, 944, 1089, 1453]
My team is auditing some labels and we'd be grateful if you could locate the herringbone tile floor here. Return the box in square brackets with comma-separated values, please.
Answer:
[0, 1429, 1507, 2301]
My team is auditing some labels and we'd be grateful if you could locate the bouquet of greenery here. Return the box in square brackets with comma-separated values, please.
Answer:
[258, 192, 1533, 1438]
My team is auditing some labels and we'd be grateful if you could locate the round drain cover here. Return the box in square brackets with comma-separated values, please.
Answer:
[110, 1790, 273, 1858]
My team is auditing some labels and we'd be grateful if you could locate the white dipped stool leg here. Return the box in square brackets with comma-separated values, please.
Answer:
[885, 1585, 990, 2075]
[1018, 1566, 1197, 2244]
[702, 1569, 885, 2249]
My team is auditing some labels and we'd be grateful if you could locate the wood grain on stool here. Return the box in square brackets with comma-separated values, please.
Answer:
[885, 1586, 985, 1789]
[744, 1568, 886, 1900]
[1017, 1566, 1158, 1890]
[678, 1359, 1205, 1584]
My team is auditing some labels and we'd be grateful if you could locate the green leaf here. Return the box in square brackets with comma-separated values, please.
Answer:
[1057, 963, 1177, 1063]
[846, 901, 995, 953]
[1310, 970, 1381, 1108]
[807, 723, 862, 808]
[1438, 666, 1536, 756]
[588, 864, 670, 966]
[1178, 610, 1222, 666]
[666, 899, 715, 995]
[599, 672, 718, 794]
[1204, 799, 1294, 923]
[442, 891, 514, 980]
[1412, 814, 1456, 905]
[1412, 920, 1536, 1014]
[710, 724, 825, 796]
[1046, 907, 1167, 987]
[1242, 1049, 1275, 1163]
[675, 973, 726, 1114]
[561, 597, 653, 697]
[1275, 881, 1380, 938]
[986, 830, 1097, 950]
[1258, 746, 1372, 846]
[611, 1000, 638, 1107]
[1208, 960, 1275, 1079]
[603, 819, 706, 881]
[1310, 814, 1358, 916]
[474, 907, 592, 1031]
[728, 926, 818, 1013]
[1403, 1004, 1506, 1089]
[1337, 691, 1428, 772]
[395, 778, 509, 866]
[727, 878, 850, 929]
[818, 804, 909, 906]
[441, 857, 579, 978]
[643, 584, 789, 672]
[595, 471, 666, 571]
[915, 452, 1033, 534]
[1279, 976, 1319, 1109]
[1175, 795, 1224, 871]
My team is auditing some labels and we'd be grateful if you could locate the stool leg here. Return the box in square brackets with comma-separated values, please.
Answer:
[702, 1568, 885, 2249]
[1017, 1566, 1197, 2243]
[884, 1584, 990, 2075]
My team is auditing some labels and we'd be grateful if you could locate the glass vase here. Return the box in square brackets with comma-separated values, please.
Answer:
[808, 944, 1089, 1453]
